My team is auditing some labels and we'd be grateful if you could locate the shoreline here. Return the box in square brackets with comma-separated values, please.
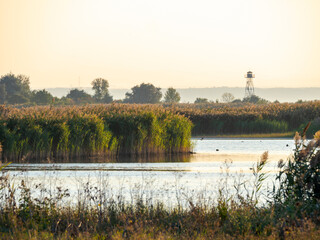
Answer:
[192, 132, 295, 139]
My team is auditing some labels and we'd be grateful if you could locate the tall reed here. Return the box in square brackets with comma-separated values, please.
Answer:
[171, 101, 320, 136]
[0, 104, 192, 162]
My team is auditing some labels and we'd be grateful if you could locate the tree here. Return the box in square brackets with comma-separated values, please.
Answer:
[164, 88, 181, 103]
[0, 73, 31, 104]
[6, 94, 29, 104]
[57, 97, 74, 105]
[243, 95, 268, 104]
[0, 84, 6, 104]
[124, 83, 162, 104]
[102, 94, 113, 103]
[31, 89, 53, 105]
[232, 99, 242, 103]
[221, 92, 235, 103]
[194, 98, 208, 104]
[91, 78, 113, 103]
[66, 89, 93, 104]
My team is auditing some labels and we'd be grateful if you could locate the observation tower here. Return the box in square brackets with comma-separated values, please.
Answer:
[244, 71, 255, 98]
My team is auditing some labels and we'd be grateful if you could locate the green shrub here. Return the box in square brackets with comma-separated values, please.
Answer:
[274, 124, 320, 221]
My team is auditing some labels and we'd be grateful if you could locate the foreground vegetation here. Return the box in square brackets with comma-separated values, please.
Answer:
[0, 128, 319, 239]
[0, 105, 192, 162]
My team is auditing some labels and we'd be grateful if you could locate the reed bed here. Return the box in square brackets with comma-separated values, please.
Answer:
[0, 104, 192, 162]
[1, 101, 320, 162]
[168, 101, 320, 136]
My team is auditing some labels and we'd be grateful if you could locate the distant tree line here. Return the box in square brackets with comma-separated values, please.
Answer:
[0, 73, 183, 105]
[0, 73, 115, 105]
[0, 73, 272, 106]
[194, 92, 269, 104]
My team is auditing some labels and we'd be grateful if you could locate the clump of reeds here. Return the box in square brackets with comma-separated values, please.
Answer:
[274, 123, 320, 224]
[172, 101, 320, 136]
[0, 105, 193, 162]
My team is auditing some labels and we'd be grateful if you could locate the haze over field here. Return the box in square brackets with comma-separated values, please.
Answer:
[1, 0, 320, 90]
[45, 87, 320, 103]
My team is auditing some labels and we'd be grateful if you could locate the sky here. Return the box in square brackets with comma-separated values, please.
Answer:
[0, 0, 320, 89]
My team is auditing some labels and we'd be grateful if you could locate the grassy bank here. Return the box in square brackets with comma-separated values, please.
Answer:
[0, 129, 319, 239]
[0, 105, 192, 162]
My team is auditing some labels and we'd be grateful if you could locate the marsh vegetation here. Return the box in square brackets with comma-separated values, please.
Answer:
[0, 128, 319, 239]
[0, 105, 192, 162]
[171, 101, 320, 137]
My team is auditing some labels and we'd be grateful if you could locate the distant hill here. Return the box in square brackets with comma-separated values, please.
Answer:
[43, 87, 320, 103]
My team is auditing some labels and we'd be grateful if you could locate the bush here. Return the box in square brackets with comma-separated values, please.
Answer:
[274, 123, 320, 221]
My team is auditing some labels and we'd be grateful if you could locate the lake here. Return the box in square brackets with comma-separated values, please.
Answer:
[4, 138, 295, 207]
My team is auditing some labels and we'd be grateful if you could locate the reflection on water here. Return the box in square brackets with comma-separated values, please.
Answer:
[6, 138, 293, 170]
[6, 138, 294, 165]
[3, 138, 293, 206]
[85, 154, 192, 164]
[7, 160, 279, 173]
[17, 153, 192, 164]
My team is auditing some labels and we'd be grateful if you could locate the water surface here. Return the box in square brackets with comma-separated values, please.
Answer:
[4, 138, 294, 206]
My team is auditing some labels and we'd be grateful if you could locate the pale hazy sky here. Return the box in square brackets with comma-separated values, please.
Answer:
[0, 0, 320, 89]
